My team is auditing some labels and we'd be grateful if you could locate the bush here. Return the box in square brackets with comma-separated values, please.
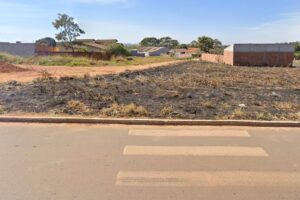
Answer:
[100, 103, 148, 118]
[32, 56, 97, 66]
[295, 51, 300, 60]
[108, 44, 131, 57]
[64, 100, 90, 115]
[0, 52, 24, 64]
[0, 105, 6, 114]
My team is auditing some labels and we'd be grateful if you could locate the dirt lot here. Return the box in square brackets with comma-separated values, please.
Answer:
[0, 62, 28, 73]
[0, 61, 299, 120]
[0, 60, 183, 83]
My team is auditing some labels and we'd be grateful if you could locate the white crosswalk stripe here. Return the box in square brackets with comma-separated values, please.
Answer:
[123, 146, 269, 157]
[129, 129, 250, 137]
[116, 171, 300, 187]
[116, 128, 274, 187]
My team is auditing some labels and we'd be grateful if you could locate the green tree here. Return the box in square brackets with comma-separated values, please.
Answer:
[295, 42, 300, 52]
[159, 37, 179, 49]
[189, 40, 198, 48]
[52, 13, 85, 52]
[140, 37, 160, 47]
[197, 36, 216, 53]
[108, 44, 131, 57]
[294, 42, 300, 60]
[178, 44, 188, 49]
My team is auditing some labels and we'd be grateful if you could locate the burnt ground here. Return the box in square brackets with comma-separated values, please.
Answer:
[0, 61, 299, 120]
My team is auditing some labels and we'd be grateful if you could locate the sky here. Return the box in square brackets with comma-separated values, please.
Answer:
[0, 0, 300, 44]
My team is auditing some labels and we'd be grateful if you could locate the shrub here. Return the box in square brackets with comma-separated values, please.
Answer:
[64, 100, 90, 115]
[100, 103, 148, 117]
[108, 44, 131, 57]
[0, 52, 24, 64]
[34, 56, 96, 66]
[0, 105, 6, 114]
[160, 106, 174, 118]
[295, 51, 300, 60]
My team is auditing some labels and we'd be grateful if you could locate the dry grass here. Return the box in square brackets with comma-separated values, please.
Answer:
[100, 103, 148, 118]
[0, 105, 5, 114]
[1, 61, 299, 120]
[0, 52, 177, 67]
[64, 100, 90, 115]
[273, 102, 296, 110]
[38, 70, 53, 82]
[200, 101, 215, 109]
[160, 106, 175, 118]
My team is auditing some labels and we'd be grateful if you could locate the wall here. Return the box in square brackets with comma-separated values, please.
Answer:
[0, 42, 35, 56]
[233, 52, 294, 67]
[226, 44, 294, 67]
[223, 50, 233, 65]
[201, 53, 224, 64]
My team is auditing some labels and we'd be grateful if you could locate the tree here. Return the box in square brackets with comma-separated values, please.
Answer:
[140, 37, 160, 47]
[197, 36, 215, 53]
[295, 42, 300, 52]
[159, 37, 179, 49]
[52, 13, 85, 52]
[178, 44, 188, 49]
[108, 44, 131, 57]
[189, 40, 198, 48]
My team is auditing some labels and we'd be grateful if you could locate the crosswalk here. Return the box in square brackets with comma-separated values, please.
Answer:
[116, 128, 298, 187]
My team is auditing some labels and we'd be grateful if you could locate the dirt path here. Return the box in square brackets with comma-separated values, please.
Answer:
[0, 60, 185, 83]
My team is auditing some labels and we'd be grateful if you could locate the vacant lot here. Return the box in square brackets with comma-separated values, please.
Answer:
[0, 61, 299, 120]
[0, 52, 176, 67]
[0, 60, 184, 83]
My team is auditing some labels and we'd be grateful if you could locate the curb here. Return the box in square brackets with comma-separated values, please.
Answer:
[0, 116, 299, 127]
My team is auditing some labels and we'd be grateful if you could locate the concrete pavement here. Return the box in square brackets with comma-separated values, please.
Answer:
[0, 123, 299, 199]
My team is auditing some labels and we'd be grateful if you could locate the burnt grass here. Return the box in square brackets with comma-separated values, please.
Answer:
[0, 61, 299, 120]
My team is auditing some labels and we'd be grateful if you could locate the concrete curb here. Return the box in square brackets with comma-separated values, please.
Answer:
[0, 116, 299, 127]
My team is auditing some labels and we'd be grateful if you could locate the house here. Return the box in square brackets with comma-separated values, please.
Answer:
[73, 39, 118, 52]
[0, 42, 35, 56]
[131, 47, 170, 57]
[172, 48, 201, 58]
[35, 38, 118, 60]
[36, 38, 118, 54]
[202, 43, 294, 67]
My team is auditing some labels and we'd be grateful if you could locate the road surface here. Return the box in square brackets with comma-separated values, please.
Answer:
[0, 123, 299, 200]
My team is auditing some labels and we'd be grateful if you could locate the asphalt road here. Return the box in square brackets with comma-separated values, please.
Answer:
[0, 123, 299, 200]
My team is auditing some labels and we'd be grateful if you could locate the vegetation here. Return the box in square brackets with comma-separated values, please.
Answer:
[0, 52, 24, 64]
[159, 37, 179, 49]
[52, 13, 85, 52]
[295, 42, 300, 60]
[0, 52, 176, 67]
[108, 44, 131, 57]
[64, 100, 90, 115]
[1, 61, 299, 120]
[197, 36, 223, 53]
[0, 105, 6, 114]
[140, 36, 179, 49]
[140, 37, 160, 47]
[138, 35, 226, 54]
[100, 103, 148, 118]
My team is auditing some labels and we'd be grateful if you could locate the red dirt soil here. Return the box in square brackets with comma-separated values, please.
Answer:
[0, 60, 184, 83]
[0, 62, 29, 73]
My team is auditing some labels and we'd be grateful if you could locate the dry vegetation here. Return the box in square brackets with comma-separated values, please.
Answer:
[0, 52, 176, 67]
[0, 61, 299, 120]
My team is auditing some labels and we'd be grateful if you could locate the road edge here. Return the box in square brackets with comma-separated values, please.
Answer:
[0, 116, 299, 127]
